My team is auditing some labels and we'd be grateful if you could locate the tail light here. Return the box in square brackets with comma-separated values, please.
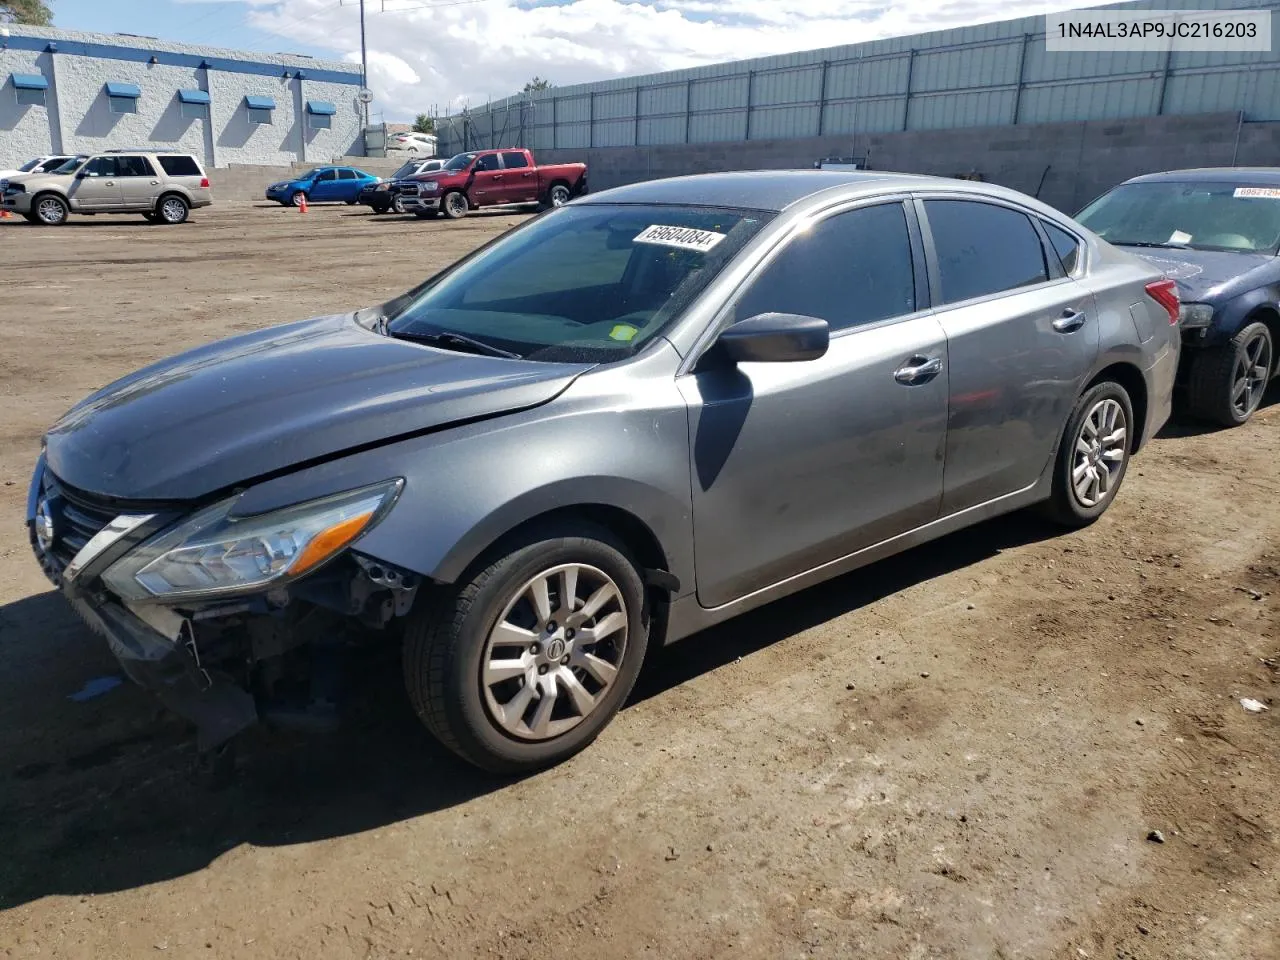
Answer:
[1145, 278, 1180, 324]
[200, 177, 210, 188]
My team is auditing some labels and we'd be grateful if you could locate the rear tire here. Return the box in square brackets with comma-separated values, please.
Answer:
[1186, 321, 1273, 427]
[156, 194, 189, 225]
[402, 523, 649, 773]
[441, 191, 468, 220]
[1040, 381, 1134, 528]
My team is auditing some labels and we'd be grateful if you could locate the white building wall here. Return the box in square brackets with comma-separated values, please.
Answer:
[0, 26, 363, 169]
[0, 47, 58, 160]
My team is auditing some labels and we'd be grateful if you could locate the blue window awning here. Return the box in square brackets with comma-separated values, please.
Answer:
[12, 73, 49, 91]
[305, 99, 336, 116]
[104, 82, 141, 99]
[245, 95, 276, 110]
[177, 88, 210, 105]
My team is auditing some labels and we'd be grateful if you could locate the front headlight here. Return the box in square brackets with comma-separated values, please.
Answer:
[1179, 302, 1214, 329]
[419, 180, 439, 192]
[375, 182, 390, 191]
[103, 479, 403, 602]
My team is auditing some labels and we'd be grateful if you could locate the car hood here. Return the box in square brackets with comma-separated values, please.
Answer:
[1119, 245, 1276, 302]
[3, 172, 69, 189]
[43, 313, 586, 502]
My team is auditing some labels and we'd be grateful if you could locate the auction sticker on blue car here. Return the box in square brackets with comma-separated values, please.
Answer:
[633, 224, 726, 252]
[1234, 187, 1280, 199]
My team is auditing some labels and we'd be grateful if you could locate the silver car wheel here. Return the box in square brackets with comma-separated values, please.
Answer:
[549, 184, 571, 207]
[445, 192, 467, 218]
[161, 197, 187, 223]
[481, 562, 628, 742]
[392, 194, 406, 215]
[1232, 330, 1271, 420]
[37, 197, 66, 224]
[1071, 397, 1127, 508]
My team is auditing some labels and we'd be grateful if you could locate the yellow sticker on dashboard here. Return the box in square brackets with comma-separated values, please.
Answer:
[609, 324, 639, 342]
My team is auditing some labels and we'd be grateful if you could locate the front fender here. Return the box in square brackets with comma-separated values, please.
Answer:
[233, 349, 695, 596]
[1203, 285, 1280, 348]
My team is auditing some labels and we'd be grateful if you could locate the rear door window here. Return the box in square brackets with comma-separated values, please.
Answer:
[115, 156, 155, 177]
[157, 155, 202, 177]
[923, 199, 1049, 305]
[502, 152, 529, 169]
[338, 169, 358, 180]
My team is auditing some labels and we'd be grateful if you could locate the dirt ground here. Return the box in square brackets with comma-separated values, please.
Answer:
[0, 202, 1277, 960]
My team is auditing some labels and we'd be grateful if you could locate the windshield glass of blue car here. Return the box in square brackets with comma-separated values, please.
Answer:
[1077, 181, 1280, 254]
[386, 204, 771, 362]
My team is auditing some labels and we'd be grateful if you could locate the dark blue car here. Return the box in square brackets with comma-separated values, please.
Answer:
[1077, 168, 1280, 426]
[265, 166, 382, 207]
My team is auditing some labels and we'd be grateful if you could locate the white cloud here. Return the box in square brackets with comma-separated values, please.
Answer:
[235, 0, 1114, 121]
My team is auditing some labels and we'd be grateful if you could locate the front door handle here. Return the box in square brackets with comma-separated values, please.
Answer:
[1052, 308, 1087, 333]
[522, 172, 533, 177]
[104, 180, 115, 186]
[150, 179, 160, 184]
[894, 356, 943, 385]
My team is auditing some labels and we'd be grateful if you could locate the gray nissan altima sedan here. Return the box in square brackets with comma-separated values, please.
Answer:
[28, 171, 1180, 772]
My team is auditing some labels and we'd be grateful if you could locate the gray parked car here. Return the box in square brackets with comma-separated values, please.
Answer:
[27, 171, 1179, 773]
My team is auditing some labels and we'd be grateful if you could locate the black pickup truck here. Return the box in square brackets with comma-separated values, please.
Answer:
[358, 158, 444, 214]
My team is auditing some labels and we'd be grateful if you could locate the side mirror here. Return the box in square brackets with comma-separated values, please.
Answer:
[76, 170, 89, 179]
[716, 312, 829, 363]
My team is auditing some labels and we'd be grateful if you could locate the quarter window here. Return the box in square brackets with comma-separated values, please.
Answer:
[924, 199, 1049, 305]
[1043, 221, 1082, 275]
[157, 155, 202, 177]
[734, 202, 917, 332]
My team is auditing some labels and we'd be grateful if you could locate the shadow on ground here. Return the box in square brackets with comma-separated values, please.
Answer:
[0, 509, 1058, 909]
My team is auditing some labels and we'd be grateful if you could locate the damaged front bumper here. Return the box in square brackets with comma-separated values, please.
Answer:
[67, 595, 258, 750]
[27, 455, 422, 752]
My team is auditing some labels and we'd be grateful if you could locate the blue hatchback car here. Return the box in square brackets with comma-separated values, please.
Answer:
[266, 166, 382, 206]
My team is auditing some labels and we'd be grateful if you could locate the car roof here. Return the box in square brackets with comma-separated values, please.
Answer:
[1124, 167, 1280, 185]
[578, 169, 1038, 213]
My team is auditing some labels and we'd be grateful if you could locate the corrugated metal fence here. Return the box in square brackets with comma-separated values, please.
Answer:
[434, 0, 1279, 156]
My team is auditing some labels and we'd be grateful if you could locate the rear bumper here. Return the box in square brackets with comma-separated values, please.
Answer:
[1142, 334, 1180, 448]
[68, 594, 257, 750]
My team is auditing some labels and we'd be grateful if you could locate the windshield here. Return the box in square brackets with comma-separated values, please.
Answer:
[443, 153, 476, 172]
[296, 168, 323, 180]
[1077, 181, 1280, 254]
[386, 203, 772, 363]
[391, 161, 419, 179]
[49, 156, 86, 174]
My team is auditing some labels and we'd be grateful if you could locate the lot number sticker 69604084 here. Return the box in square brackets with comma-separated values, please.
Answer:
[633, 224, 727, 252]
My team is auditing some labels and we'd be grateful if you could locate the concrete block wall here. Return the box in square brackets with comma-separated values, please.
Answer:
[533, 111, 1274, 214]
[0, 26, 363, 170]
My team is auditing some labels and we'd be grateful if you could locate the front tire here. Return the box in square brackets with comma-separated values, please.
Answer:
[1186, 321, 1273, 427]
[391, 194, 406, 215]
[33, 193, 68, 226]
[1041, 381, 1134, 528]
[403, 524, 649, 773]
[441, 191, 468, 220]
[290, 191, 307, 207]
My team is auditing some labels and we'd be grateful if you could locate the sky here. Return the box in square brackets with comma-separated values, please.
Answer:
[47, 0, 1113, 123]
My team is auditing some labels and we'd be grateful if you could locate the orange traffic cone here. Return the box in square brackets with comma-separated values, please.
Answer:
[298, 195, 308, 214]
[0, 209, 10, 219]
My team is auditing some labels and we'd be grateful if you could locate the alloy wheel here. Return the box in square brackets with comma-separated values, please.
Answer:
[446, 193, 467, 217]
[1071, 397, 1127, 508]
[161, 197, 187, 223]
[549, 185, 571, 207]
[481, 563, 628, 741]
[1232, 331, 1272, 420]
[37, 197, 66, 224]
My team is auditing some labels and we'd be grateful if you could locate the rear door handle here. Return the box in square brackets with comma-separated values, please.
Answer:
[894, 356, 943, 385]
[1052, 308, 1087, 333]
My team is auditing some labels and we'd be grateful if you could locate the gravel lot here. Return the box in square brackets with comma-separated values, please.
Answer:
[0, 202, 1277, 960]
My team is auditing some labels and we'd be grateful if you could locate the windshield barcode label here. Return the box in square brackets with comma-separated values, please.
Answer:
[633, 224, 726, 252]
[1234, 187, 1280, 200]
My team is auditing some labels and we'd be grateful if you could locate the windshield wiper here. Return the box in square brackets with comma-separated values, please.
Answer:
[391, 329, 521, 359]
[1119, 241, 1190, 250]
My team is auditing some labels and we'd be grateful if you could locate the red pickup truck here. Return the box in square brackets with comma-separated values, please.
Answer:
[398, 148, 588, 220]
